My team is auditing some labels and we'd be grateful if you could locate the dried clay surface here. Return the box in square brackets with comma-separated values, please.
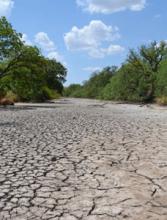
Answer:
[0, 98, 167, 220]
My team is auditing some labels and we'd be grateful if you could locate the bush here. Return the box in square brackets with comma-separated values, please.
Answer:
[0, 17, 66, 103]
[0, 89, 5, 99]
[63, 84, 83, 97]
[64, 67, 117, 99]
[101, 74, 123, 100]
[67, 41, 167, 103]
[155, 60, 167, 98]
[5, 91, 19, 102]
[156, 96, 167, 105]
[42, 87, 60, 100]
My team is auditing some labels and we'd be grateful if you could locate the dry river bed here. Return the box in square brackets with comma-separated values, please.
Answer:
[0, 98, 167, 220]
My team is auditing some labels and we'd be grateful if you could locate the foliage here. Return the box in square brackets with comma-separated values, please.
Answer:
[42, 86, 60, 100]
[155, 60, 167, 96]
[4, 91, 18, 102]
[65, 41, 167, 104]
[44, 59, 67, 94]
[2, 17, 167, 104]
[156, 96, 167, 106]
[153, 60, 167, 105]
[0, 46, 46, 101]
[64, 67, 117, 99]
[0, 17, 23, 61]
[125, 41, 167, 102]
[103, 63, 155, 102]
[63, 84, 83, 97]
[0, 17, 67, 102]
[101, 68, 128, 101]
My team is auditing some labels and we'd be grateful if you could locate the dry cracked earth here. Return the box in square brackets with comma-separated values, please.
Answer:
[0, 98, 167, 220]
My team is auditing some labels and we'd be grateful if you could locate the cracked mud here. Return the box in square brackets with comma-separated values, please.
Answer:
[0, 98, 167, 220]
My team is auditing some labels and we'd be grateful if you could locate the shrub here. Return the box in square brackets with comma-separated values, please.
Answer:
[42, 86, 60, 100]
[0, 89, 5, 99]
[155, 60, 167, 97]
[156, 96, 167, 105]
[5, 91, 19, 102]
[63, 84, 83, 97]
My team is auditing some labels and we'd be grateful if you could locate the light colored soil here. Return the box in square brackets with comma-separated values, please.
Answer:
[0, 98, 167, 220]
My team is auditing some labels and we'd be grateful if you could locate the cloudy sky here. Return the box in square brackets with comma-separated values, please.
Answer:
[0, 0, 166, 84]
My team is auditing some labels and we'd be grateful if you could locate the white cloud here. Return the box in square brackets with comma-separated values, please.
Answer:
[64, 20, 124, 58]
[35, 32, 56, 52]
[47, 51, 62, 60]
[34, 32, 65, 63]
[21, 34, 32, 46]
[88, 44, 125, 58]
[47, 51, 66, 66]
[76, 0, 146, 14]
[102, 44, 125, 55]
[83, 66, 101, 72]
[0, 0, 14, 16]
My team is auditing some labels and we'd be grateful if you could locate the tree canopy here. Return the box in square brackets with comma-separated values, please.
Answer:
[65, 41, 167, 104]
[0, 17, 67, 102]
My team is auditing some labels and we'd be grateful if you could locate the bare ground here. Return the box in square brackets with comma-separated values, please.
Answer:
[0, 98, 167, 220]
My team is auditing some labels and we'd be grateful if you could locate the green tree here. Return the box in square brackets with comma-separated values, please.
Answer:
[44, 59, 67, 94]
[0, 46, 46, 101]
[64, 84, 83, 97]
[155, 60, 167, 97]
[0, 16, 24, 78]
[83, 66, 117, 99]
[127, 41, 167, 101]
[0, 17, 67, 101]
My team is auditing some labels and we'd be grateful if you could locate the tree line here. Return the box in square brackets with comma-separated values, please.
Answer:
[64, 41, 167, 105]
[1, 16, 167, 104]
[0, 17, 67, 102]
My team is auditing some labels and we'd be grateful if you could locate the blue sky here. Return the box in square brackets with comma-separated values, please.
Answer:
[0, 0, 166, 85]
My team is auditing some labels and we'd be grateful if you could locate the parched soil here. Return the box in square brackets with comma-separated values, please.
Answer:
[0, 98, 167, 220]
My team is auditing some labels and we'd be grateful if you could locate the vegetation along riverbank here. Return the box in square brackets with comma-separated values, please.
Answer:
[64, 42, 167, 105]
[1, 17, 167, 105]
